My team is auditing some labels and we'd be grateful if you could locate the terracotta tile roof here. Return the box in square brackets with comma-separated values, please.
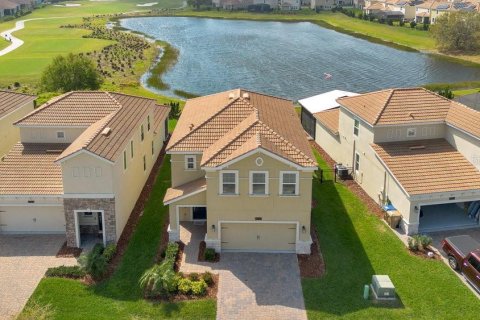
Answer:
[56, 93, 170, 163]
[167, 89, 317, 168]
[154, 104, 170, 133]
[371, 139, 480, 195]
[0, 143, 66, 195]
[15, 91, 122, 127]
[313, 108, 340, 135]
[446, 102, 480, 138]
[163, 177, 206, 204]
[0, 90, 36, 119]
[337, 88, 452, 126]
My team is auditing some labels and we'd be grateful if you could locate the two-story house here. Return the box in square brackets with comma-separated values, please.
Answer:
[163, 89, 317, 254]
[0, 91, 169, 248]
[309, 87, 480, 235]
[0, 90, 36, 159]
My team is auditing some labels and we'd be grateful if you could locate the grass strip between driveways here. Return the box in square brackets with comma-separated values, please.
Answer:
[23, 155, 216, 320]
[303, 150, 480, 319]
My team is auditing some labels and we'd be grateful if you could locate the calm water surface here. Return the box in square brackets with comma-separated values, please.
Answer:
[121, 17, 480, 100]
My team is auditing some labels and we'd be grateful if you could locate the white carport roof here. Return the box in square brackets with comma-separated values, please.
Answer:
[298, 90, 359, 114]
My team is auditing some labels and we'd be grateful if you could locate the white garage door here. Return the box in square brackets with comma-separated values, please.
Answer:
[221, 222, 296, 253]
[0, 206, 65, 234]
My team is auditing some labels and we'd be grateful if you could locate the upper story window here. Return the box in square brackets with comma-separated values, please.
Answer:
[355, 152, 360, 171]
[185, 155, 196, 170]
[151, 141, 155, 156]
[123, 150, 127, 170]
[141, 125, 145, 141]
[143, 155, 147, 171]
[250, 171, 268, 195]
[353, 119, 360, 136]
[56, 131, 65, 139]
[280, 171, 299, 196]
[220, 171, 238, 195]
[130, 140, 134, 159]
[147, 115, 151, 132]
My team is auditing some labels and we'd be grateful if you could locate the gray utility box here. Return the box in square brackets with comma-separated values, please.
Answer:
[370, 275, 396, 300]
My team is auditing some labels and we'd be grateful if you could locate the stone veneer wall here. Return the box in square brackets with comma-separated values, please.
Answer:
[64, 198, 116, 247]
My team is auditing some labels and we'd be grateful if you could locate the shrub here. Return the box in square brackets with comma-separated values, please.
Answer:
[191, 280, 208, 296]
[78, 243, 107, 279]
[399, 20, 405, 27]
[410, 21, 417, 28]
[14, 82, 20, 87]
[202, 272, 214, 286]
[387, 19, 393, 26]
[204, 248, 216, 261]
[165, 242, 179, 260]
[418, 234, 433, 249]
[139, 261, 179, 297]
[103, 244, 116, 262]
[422, 23, 429, 31]
[45, 265, 86, 279]
[408, 237, 419, 251]
[189, 272, 200, 281]
[178, 278, 193, 295]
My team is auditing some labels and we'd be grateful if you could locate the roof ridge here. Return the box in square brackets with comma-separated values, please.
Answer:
[240, 88, 292, 103]
[168, 96, 245, 150]
[108, 91, 157, 103]
[258, 121, 315, 165]
[373, 89, 395, 125]
[13, 91, 74, 125]
[0, 90, 36, 98]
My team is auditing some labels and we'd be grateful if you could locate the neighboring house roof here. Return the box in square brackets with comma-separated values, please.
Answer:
[55, 94, 170, 163]
[0, 0, 20, 9]
[154, 104, 170, 133]
[446, 102, 480, 139]
[371, 139, 480, 195]
[453, 92, 480, 111]
[167, 89, 317, 169]
[0, 90, 36, 119]
[298, 90, 358, 114]
[163, 177, 207, 205]
[365, 2, 385, 9]
[313, 108, 340, 135]
[337, 88, 452, 126]
[15, 91, 122, 127]
[0, 143, 66, 195]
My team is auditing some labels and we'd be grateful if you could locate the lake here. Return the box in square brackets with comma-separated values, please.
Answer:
[120, 17, 480, 100]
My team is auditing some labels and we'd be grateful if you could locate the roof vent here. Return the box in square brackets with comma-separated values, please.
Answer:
[189, 123, 195, 131]
[242, 93, 250, 100]
[409, 145, 425, 150]
[102, 127, 112, 136]
[228, 93, 235, 100]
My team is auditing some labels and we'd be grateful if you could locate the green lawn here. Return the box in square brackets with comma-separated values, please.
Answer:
[23, 155, 216, 320]
[0, 38, 9, 50]
[303, 150, 480, 319]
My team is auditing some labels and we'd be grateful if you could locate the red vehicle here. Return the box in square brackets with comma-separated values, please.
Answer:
[442, 235, 480, 292]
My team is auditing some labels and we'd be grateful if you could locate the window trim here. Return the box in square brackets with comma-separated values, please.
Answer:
[184, 155, 197, 170]
[249, 171, 269, 196]
[353, 119, 360, 136]
[143, 155, 146, 172]
[219, 170, 239, 196]
[279, 171, 299, 196]
[151, 140, 155, 157]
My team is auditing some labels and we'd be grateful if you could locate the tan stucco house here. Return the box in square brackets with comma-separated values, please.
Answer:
[0, 90, 36, 159]
[163, 89, 317, 254]
[308, 87, 480, 235]
[0, 91, 170, 248]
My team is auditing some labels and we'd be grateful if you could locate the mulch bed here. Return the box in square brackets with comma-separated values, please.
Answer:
[56, 241, 82, 258]
[197, 241, 220, 263]
[408, 247, 441, 260]
[103, 139, 170, 278]
[297, 226, 326, 278]
[310, 141, 384, 219]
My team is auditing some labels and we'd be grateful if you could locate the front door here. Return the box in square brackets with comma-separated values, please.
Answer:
[192, 207, 207, 220]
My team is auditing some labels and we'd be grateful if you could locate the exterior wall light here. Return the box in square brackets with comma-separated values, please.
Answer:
[211, 224, 216, 232]
[302, 225, 306, 233]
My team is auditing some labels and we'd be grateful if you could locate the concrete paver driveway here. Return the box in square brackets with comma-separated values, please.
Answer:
[0, 235, 76, 319]
[216, 253, 307, 320]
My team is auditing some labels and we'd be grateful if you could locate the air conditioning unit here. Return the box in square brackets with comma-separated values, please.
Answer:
[371, 275, 396, 300]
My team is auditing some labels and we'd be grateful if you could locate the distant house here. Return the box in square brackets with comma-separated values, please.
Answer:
[312, 87, 480, 235]
[0, 92, 170, 248]
[0, 0, 20, 17]
[311, 0, 354, 10]
[0, 91, 36, 159]
[454, 92, 480, 112]
[11, 0, 34, 11]
[363, 0, 408, 20]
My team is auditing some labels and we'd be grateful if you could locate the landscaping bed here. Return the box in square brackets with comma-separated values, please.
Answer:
[198, 241, 220, 263]
[56, 241, 82, 258]
[297, 226, 325, 278]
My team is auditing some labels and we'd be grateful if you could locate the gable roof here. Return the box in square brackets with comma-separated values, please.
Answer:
[55, 93, 170, 163]
[371, 139, 480, 196]
[446, 101, 480, 139]
[0, 90, 36, 119]
[313, 108, 340, 135]
[167, 89, 317, 168]
[0, 143, 66, 195]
